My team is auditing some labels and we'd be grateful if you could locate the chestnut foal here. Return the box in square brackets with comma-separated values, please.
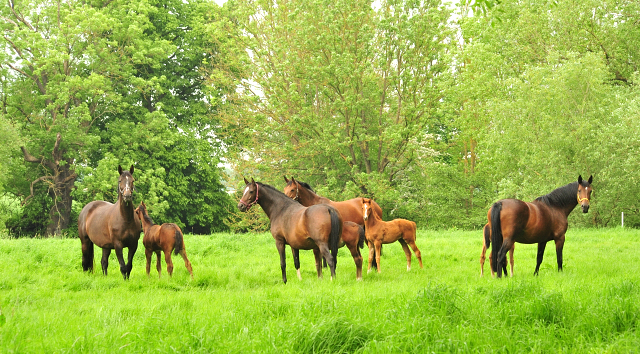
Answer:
[134, 202, 193, 278]
[361, 198, 422, 273]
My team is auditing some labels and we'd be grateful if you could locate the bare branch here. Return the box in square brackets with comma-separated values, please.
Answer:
[22, 176, 54, 206]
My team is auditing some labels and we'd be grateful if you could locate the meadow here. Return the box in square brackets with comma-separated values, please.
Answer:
[0, 228, 639, 353]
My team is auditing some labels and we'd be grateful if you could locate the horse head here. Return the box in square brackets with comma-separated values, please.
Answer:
[238, 177, 259, 212]
[283, 176, 300, 201]
[577, 175, 593, 213]
[361, 198, 373, 221]
[118, 164, 135, 203]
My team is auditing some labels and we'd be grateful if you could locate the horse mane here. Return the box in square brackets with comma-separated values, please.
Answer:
[288, 180, 314, 192]
[534, 182, 578, 208]
[297, 181, 314, 192]
[137, 204, 155, 226]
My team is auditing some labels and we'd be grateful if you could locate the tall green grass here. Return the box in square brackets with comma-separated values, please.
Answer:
[0, 228, 639, 353]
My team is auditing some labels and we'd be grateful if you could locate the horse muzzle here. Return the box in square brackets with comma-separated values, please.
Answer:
[237, 203, 248, 212]
[581, 204, 590, 213]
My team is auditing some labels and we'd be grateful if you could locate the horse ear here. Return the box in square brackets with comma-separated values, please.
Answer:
[244, 177, 249, 185]
[588, 175, 593, 184]
[118, 165, 123, 175]
[251, 177, 255, 184]
[129, 165, 135, 174]
[291, 176, 296, 183]
[284, 176, 289, 183]
[578, 175, 583, 184]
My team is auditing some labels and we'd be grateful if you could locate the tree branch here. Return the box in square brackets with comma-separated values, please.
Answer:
[22, 176, 54, 206]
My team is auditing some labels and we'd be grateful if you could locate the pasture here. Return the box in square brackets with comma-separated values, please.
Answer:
[1, 228, 639, 353]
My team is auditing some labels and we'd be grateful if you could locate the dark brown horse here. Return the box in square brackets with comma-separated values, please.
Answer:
[281, 178, 366, 280]
[490, 175, 593, 278]
[78, 165, 141, 279]
[238, 178, 343, 283]
[134, 201, 193, 279]
[480, 223, 514, 277]
[361, 198, 422, 273]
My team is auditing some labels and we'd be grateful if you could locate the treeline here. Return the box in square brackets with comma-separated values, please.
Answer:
[1, 0, 639, 236]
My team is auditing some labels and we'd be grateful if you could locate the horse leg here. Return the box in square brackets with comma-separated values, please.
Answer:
[145, 248, 153, 278]
[508, 244, 515, 277]
[398, 239, 412, 271]
[276, 240, 287, 284]
[367, 241, 375, 273]
[313, 248, 323, 279]
[318, 244, 336, 280]
[534, 241, 548, 276]
[555, 234, 565, 272]
[480, 240, 488, 277]
[496, 238, 514, 278]
[101, 248, 111, 276]
[407, 240, 423, 269]
[292, 248, 302, 280]
[81, 238, 95, 272]
[114, 246, 128, 280]
[345, 240, 363, 281]
[374, 241, 382, 273]
[125, 243, 138, 279]
[155, 251, 162, 277]
[164, 250, 174, 277]
[179, 250, 194, 279]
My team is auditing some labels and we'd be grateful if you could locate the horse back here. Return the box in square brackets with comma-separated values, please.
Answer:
[498, 199, 555, 243]
[332, 198, 382, 226]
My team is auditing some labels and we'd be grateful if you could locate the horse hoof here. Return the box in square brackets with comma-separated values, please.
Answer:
[296, 269, 302, 280]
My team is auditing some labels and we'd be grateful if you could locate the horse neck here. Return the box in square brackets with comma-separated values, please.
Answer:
[298, 187, 329, 206]
[257, 185, 294, 220]
[558, 199, 579, 217]
[139, 214, 154, 233]
[116, 195, 136, 222]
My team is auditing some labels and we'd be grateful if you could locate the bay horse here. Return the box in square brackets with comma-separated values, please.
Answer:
[284, 176, 383, 224]
[361, 198, 422, 273]
[282, 177, 367, 279]
[490, 175, 593, 278]
[134, 201, 193, 279]
[238, 178, 343, 283]
[284, 176, 383, 268]
[78, 165, 141, 279]
[480, 223, 514, 277]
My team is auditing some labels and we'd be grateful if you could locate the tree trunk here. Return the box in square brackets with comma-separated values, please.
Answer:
[46, 164, 75, 236]
[21, 133, 77, 237]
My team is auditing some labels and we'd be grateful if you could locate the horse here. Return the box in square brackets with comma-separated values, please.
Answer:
[283, 176, 383, 224]
[284, 176, 384, 267]
[361, 198, 422, 273]
[78, 165, 142, 280]
[134, 201, 193, 279]
[238, 178, 343, 283]
[281, 177, 366, 279]
[490, 175, 593, 278]
[480, 223, 514, 277]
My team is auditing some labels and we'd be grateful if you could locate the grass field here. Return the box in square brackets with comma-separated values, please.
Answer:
[1, 228, 639, 353]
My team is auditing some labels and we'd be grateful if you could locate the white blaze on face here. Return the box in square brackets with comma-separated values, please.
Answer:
[242, 186, 251, 200]
[363, 203, 368, 219]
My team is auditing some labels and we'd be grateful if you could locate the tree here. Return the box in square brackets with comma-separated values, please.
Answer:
[221, 0, 454, 223]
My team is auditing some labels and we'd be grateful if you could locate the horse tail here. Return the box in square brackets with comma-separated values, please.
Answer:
[173, 227, 184, 255]
[328, 207, 341, 264]
[357, 224, 365, 249]
[490, 202, 503, 274]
